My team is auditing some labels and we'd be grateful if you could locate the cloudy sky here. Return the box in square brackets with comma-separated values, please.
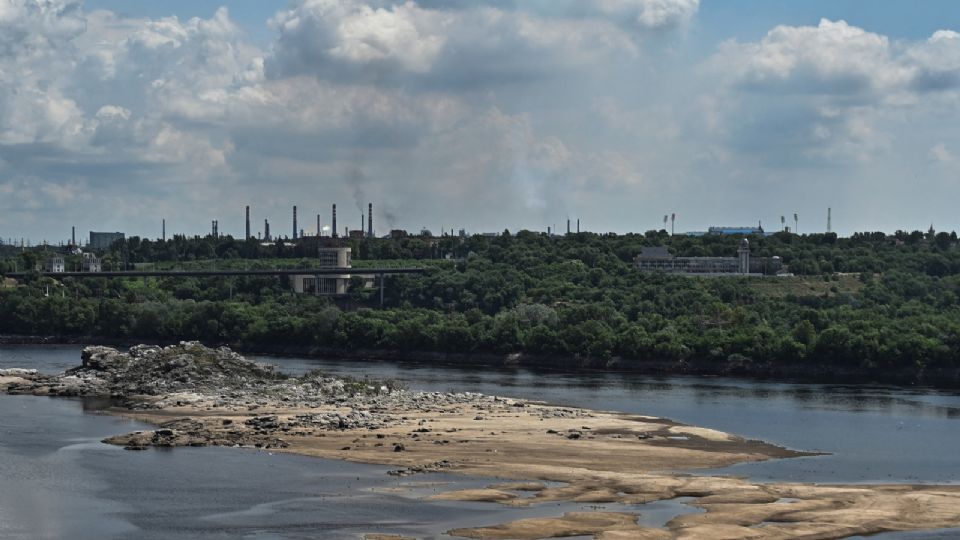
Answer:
[2, 0, 960, 243]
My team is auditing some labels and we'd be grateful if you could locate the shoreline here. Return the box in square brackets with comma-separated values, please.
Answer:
[4, 342, 960, 539]
[3, 334, 959, 389]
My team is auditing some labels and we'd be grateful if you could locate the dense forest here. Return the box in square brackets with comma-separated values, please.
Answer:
[3, 229, 960, 383]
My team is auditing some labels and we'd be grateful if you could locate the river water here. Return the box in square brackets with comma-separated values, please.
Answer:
[2, 344, 960, 539]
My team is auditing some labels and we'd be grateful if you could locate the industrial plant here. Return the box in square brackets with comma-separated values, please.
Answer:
[634, 239, 783, 276]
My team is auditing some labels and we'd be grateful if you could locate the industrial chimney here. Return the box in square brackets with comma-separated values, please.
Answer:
[292, 206, 298, 240]
[368, 203, 373, 238]
[71, 226, 75, 246]
[245, 206, 250, 240]
[162, 219, 166, 241]
[316, 214, 320, 237]
[332, 204, 338, 238]
[264, 219, 270, 241]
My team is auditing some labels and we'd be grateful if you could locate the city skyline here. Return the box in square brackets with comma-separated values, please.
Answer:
[3, 1, 960, 241]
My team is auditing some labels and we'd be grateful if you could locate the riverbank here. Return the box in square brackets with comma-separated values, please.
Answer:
[3, 334, 958, 388]
[4, 343, 960, 539]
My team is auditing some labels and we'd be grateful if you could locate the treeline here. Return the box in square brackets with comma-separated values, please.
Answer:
[3, 229, 960, 381]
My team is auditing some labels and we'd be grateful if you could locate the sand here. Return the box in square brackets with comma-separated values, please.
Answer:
[99, 396, 960, 540]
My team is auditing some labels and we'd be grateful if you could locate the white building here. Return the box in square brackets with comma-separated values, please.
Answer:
[44, 256, 65, 273]
[291, 247, 353, 295]
[81, 253, 102, 272]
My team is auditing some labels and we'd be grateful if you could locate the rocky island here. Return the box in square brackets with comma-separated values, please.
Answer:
[3, 342, 960, 539]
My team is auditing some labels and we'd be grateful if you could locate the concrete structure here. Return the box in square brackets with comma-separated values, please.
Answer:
[44, 256, 65, 273]
[291, 247, 353, 295]
[738, 238, 750, 274]
[89, 232, 124, 250]
[81, 253, 102, 272]
[634, 242, 766, 275]
[245, 206, 251, 240]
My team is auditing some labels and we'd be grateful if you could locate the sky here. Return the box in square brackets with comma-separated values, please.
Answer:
[2, 0, 960, 244]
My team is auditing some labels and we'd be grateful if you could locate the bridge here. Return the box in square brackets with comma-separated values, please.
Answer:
[2, 267, 428, 306]
[2, 268, 426, 278]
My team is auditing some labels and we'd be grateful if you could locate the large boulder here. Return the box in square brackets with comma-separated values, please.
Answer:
[80, 346, 129, 372]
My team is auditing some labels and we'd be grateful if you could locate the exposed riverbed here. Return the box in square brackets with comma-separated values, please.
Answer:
[3, 345, 960, 539]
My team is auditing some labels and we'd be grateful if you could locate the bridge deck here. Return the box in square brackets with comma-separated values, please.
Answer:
[2, 268, 427, 279]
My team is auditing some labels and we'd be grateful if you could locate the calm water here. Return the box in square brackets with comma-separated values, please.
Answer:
[2, 344, 960, 539]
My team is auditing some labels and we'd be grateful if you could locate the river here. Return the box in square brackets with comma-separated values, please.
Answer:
[2, 344, 959, 539]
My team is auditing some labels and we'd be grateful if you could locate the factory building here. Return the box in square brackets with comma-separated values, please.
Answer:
[88, 231, 125, 250]
[44, 256, 65, 273]
[290, 247, 354, 295]
[634, 239, 771, 275]
[81, 253, 102, 272]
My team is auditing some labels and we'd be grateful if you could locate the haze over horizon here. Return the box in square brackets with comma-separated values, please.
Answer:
[3, 0, 960, 242]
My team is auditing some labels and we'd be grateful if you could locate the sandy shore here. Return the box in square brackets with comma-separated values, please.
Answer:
[104, 398, 960, 540]
[5, 344, 960, 539]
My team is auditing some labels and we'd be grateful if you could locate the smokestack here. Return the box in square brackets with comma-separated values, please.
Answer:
[245, 206, 250, 240]
[71, 226, 75, 246]
[332, 204, 338, 238]
[827, 207, 832, 233]
[566, 219, 570, 235]
[162, 219, 166, 241]
[577, 219, 580, 233]
[292, 206, 298, 240]
[368, 203, 373, 238]
[317, 214, 321, 237]
[264, 219, 270, 240]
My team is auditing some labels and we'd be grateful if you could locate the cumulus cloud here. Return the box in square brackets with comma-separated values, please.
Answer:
[265, 0, 655, 88]
[13, 1, 960, 240]
[596, 0, 699, 29]
[712, 19, 960, 99]
[703, 19, 960, 166]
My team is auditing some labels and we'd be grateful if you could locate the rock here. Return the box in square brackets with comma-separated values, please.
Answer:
[0, 368, 37, 376]
[80, 346, 129, 371]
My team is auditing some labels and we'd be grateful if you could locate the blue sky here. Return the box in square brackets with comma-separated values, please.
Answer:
[3, 0, 960, 243]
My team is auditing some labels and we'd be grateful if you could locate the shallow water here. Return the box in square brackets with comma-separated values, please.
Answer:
[244, 352, 960, 484]
[3, 345, 960, 539]
[0, 345, 704, 539]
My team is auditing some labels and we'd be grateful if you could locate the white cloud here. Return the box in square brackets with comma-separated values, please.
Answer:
[929, 143, 954, 163]
[266, 1, 641, 86]
[702, 19, 960, 166]
[597, 0, 699, 29]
